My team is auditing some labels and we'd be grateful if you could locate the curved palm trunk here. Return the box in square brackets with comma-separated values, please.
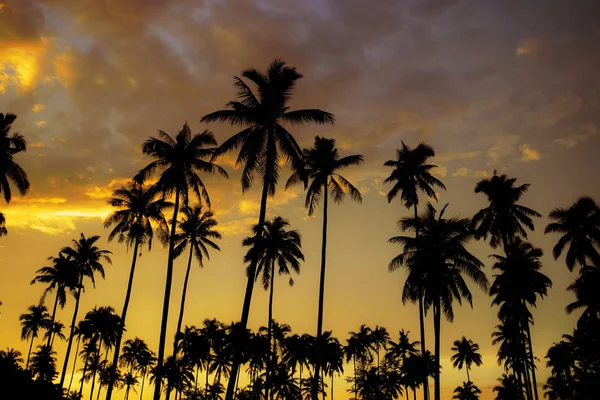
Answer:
[26, 335, 35, 369]
[225, 169, 271, 400]
[312, 184, 329, 400]
[433, 301, 441, 400]
[47, 290, 60, 347]
[525, 321, 539, 400]
[414, 204, 429, 400]
[174, 244, 195, 350]
[68, 334, 82, 392]
[60, 279, 83, 388]
[266, 260, 276, 400]
[106, 238, 141, 400]
[153, 191, 181, 400]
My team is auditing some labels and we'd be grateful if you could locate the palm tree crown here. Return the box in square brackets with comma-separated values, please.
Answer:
[172, 205, 221, 265]
[451, 337, 483, 382]
[0, 112, 30, 203]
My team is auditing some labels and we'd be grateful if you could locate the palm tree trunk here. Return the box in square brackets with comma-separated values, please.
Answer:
[90, 345, 101, 400]
[330, 373, 334, 400]
[524, 321, 539, 400]
[60, 280, 83, 388]
[125, 386, 130, 400]
[47, 291, 60, 347]
[313, 183, 329, 400]
[153, 190, 181, 400]
[413, 388, 417, 400]
[195, 364, 199, 390]
[68, 334, 82, 392]
[106, 238, 141, 400]
[414, 204, 429, 400]
[466, 366, 470, 383]
[523, 356, 533, 400]
[266, 260, 276, 400]
[225, 166, 271, 400]
[433, 301, 441, 400]
[26, 335, 34, 369]
[139, 372, 146, 400]
[175, 244, 195, 349]
[79, 352, 89, 398]
[353, 356, 357, 400]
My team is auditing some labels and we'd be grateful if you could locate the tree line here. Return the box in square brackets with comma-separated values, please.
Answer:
[0, 59, 599, 400]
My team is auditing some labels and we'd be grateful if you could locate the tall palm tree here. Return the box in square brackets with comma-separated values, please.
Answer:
[243, 216, 303, 399]
[31, 253, 79, 347]
[452, 381, 481, 400]
[172, 205, 221, 342]
[390, 203, 488, 400]
[134, 122, 226, 400]
[545, 197, 600, 271]
[104, 181, 169, 400]
[451, 337, 483, 383]
[59, 234, 112, 388]
[201, 59, 334, 400]
[30, 344, 57, 382]
[19, 304, 50, 368]
[472, 173, 541, 252]
[490, 238, 552, 400]
[384, 141, 445, 400]
[0, 112, 30, 204]
[287, 136, 363, 397]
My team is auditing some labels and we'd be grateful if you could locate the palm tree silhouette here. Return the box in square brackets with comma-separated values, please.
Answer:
[0, 112, 30, 204]
[452, 381, 481, 400]
[103, 181, 170, 400]
[490, 238, 551, 400]
[345, 325, 373, 400]
[134, 342, 156, 400]
[545, 196, 600, 271]
[386, 330, 419, 399]
[31, 253, 79, 347]
[492, 319, 528, 396]
[172, 205, 221, 343]
[0, 212, 7, 236]
[545, 340, 575, 399]
[177, 327, 210, 391]
[134, 122, 226, 400]
[287, 136, 363, 397]
[370, 326, 390, 370]
[43, 321, 66, 347]
[283, 333, 311, 392]
[384, 142, 445, 400]
[566, 265, 600, 324]
[30, 344, 57, 382]
[19, 304, 50, 369]
[493, 374, 523, 400]
[450, 337, 482, 383]
[320, 331, 344, 400]
[59, 234, 112, 388]
[202, 59, 334, 400]
[472, 173, 541, 252]
[390, 203, 488, 400]
[0, 348, 24, 369]
[121, 371, 138, 400]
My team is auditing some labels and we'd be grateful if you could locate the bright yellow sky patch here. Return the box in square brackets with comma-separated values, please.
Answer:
[520, 144, 541, 162]
[32, 104, 45, 112]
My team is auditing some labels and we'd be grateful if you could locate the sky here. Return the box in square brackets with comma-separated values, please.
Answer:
[1, 0, 600, 399]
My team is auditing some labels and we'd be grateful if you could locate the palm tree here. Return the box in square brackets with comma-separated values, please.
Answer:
[172, 205, 221, 342]
[243, 216, 303, 399]
[472, 173, 541, 252]
[452, 381, 481, 400]
[69, 320, 93, 393]
[270, 362, 300, 400]
[135, 344, 156, 400]
[122, 372, 139, 400]
[30, 344, 57, 382]
[390, 203, 488, 400]
[177, 327, 210, 390]
[0, 348, 23, 369]
[544, 197, 600, 271]
[345, 325, 373, 400]
[384, 141, 445, 400]
[0, 212, 7, 236]
[370, 326, 389, 370]
[59, 234, 112, 388]
[566, 265, 600, 324]
[320, 331, 344, 400]
[451, 337, 482, 383]
[201, 58, 334, 400]
[0, 112, 30, 204]
[386, 330, 419, 399]
[134, 122, 226, 400]
[493, 374, 523, 400]
[103, 181, 169, 400]
[19, 304, 50, 368]
[31, 253, 79, 347]
[287, 136, 363, 397]
[43, 321, 67, 347]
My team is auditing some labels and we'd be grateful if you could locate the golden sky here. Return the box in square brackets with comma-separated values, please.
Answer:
[1, 0, 600, 399]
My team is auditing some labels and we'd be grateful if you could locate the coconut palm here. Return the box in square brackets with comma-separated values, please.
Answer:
[30, 344, 57, 382]
[545, 197, 600, 271]
[43, 321, 67, 347]
[134, 123, 226, 400]
[493, 374, 523, 400]
[19, 304, 50, 369]
[121, 372, 139, 400]
[177, 327, 210, 390]
[287, 136, 363, 397]
[390, 203, 488, 400]
[202, 58, 334, 400]
[59, 234, 112, 388]
[566, 265, 600, 324]
[135, 344, 156, 400]
[452, 381, 481, 400]
[0, 212, 7, 236]
[451, 337, 483, 383]
[103, 182, 169, 400]
[472, 173, 541, 251]
[345, 325, 374, 399]
[270, 362, 300, 400]
[0, 112, 30, 204]
[370, 326, 389, 369]
[172, 205, 221, 343]
[320, 331, 344, 400]
[31, 253, 79, 347]
[0, 348, 23, 369]
[386, 330, 420, 399]
[384, 141, 445, 400]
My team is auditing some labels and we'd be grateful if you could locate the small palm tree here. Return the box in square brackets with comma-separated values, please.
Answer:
[320, 331, 344, 400]
[287, 136, 363, 397]
[121, 372, 139, 400]
[43, 321, 67, 347]
[104, 182, 169, 400]
[30, 344, 57, 382]
[452, 381, 481, 400]
[370, 326, 389, 369]
[19, 304, 50, 368]
[135, 344, 156, 400]
[493, 374, 523, 400]
[134, 123, 226, 400]
[451, 337, 483, 383]
[172, 205, 221, 342]
[385, 329, 419, 398]
[202, 59, 334, 400]
[545, 196, 600, 271]
[0, 348, 23, 369]
[0, 112, 30, 204]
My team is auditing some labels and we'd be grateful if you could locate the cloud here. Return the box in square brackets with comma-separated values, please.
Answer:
[32, 103, 45, 112]
[452, 167, 490, 179]
[35, 120, 46, 127]
[554, 128, 599, 149]
[238, 199, 260, 216]
[488, 135, 520, 163]
[432, 165, 448, 178]
[85, 186, 113, 200]
[29, 141, 45, 148]
[519, 144, 540, 162]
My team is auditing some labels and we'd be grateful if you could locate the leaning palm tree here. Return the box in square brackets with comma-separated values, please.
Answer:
[31, 253, 79, 347]
[59, 234, 112, 388]
[287, 136, 363, 397]
[201, 58, 334, 400]
[544, 196, 600, 271]
[384, 141, 445, 400]
[134, 122, 226, 400]
[104, 182, 169, 400]
[19, 304, 50, 369]
[451, 337, 482, 383]
[0, 112, 30, 204]
[172, 205, 221, 343]
[390, 203, 488, 400]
